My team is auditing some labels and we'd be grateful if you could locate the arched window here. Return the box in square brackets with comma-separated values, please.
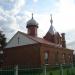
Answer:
[55, 51, 58, 64]
[68, 55, 71, 63]
[62, 53, 65, 64]
[44, 52, 49, 64]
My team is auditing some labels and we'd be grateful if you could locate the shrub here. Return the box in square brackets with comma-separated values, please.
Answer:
[49, 72, 53, 75]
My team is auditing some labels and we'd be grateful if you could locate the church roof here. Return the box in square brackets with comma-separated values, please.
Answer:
[48, 25, 56, 35]
[26, 13, 38, 28]
[6, 31, 60, 48]
[17, 31, 60, 47]
[44, 15, 56, 40]
[48, 14, 56, 35]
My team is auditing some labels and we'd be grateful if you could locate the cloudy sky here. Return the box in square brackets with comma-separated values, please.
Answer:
[0, 0, 75, 45]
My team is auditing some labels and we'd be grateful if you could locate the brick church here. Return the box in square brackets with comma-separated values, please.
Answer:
[2, 14, 73, 67]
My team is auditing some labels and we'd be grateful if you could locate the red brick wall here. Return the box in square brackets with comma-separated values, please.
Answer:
[3, 44, 41, 67]
[3, 43, 73, 67]
[44, 33, 55, 43]
[40, 44, 73, 65]
[28, 26, 37, 37]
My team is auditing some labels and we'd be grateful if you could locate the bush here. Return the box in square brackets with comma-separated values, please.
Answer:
[67, 69, 70, 75]
[49, 72, 53, 75]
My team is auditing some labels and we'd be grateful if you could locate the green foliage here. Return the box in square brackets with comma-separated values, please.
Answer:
[67, 69, 70, 75]
[0, 32, 6, 64]
[49, 72, 53, 75]
[0, 32, 6, 49]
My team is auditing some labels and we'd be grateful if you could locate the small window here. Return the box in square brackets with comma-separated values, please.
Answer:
[44, 52, 49, 64]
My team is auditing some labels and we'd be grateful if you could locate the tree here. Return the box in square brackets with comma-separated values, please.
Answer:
[0, 32, 6, 49]
[0, 31, 6, 65]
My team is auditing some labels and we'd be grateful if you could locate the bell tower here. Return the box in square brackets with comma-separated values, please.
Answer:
[43, 14, 55, 43]
[26, 13, 38, 37]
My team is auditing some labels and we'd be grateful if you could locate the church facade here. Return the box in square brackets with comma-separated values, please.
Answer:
[2, 14, 73, 67]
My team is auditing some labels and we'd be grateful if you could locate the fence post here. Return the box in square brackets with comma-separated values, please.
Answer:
[71, 63, 74, 75]
[15, 65, 18, 75]
[44, 64, 46, 75]
[43, 64, 46, 75]
[60, 64, 63, 75]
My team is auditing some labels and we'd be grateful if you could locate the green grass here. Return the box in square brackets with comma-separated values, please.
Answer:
[0, 66, 75, 75]
[45, 67, 75, 75]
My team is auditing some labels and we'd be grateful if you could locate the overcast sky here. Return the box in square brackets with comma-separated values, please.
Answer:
[0, 0, 75, 44]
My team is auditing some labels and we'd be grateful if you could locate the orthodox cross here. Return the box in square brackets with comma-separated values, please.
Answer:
[50, 14, 53, 25]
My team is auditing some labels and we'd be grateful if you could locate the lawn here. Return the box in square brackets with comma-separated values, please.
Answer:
[41, 66, 75, 75]
[0, 65, 75, 75]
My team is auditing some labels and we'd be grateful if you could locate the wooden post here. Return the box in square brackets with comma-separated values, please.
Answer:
[15, 65, 18, 75]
